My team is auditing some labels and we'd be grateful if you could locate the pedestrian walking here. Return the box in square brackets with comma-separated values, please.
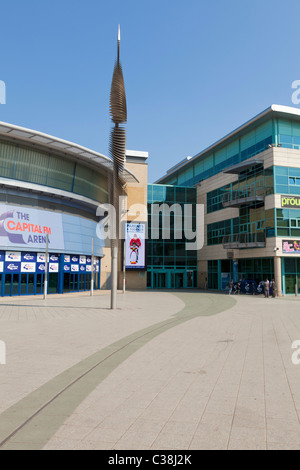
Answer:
[228, 279, 233, 295]
[264, 278, 270, 298]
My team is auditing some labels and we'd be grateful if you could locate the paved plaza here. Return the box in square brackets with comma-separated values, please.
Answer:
[0, 290, 300, 450]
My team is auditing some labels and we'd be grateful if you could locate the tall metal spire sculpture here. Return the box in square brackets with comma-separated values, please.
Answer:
[109, 25, 127, 309]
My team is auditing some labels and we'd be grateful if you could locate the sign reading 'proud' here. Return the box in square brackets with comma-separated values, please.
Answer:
[281, 195, 300, 208]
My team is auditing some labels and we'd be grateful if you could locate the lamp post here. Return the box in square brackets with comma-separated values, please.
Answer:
[109, 25, 127, 309]
[43, 233, 49, 300]
[90, 238, 94, 296]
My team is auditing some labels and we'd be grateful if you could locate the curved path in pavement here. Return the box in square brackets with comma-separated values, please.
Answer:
[0, 292, 235, 450]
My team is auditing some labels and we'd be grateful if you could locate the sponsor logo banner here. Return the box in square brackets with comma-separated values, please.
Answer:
[79, 256, 86, 265]
[281, 195, 300, 208]
[37, 253, 47, 263]
[21, 253, 36, 262]
[282, 240, 300, 253]
[49, 263, 59, 273]
[0, 261, 3, 273]
[0, 205, 64, 249]
[21, 262, 36, 273]
[5, 262, 20, 272]
[5, 251, 21, 262]
[71, 264, 79, 272]
[71, 256, 79, 264]
[64, 255, 70, 263]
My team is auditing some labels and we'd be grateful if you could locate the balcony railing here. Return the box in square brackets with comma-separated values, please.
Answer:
[222, 186, 273, 208]
[223, 232, 266, 249]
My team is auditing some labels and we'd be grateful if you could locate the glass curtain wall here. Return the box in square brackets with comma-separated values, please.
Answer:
[147, 184, 198, 289]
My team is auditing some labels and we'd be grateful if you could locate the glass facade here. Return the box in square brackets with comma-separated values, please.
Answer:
[283, 258, 300, 295]
[207, 208, 275, 246]
[208, 258, 274, 290]
[0, 141, 108, 203]
[207, 167, 274, 214]
[147, 184, 197, 289]
[0, 251, 100, 297]
[276, 208, 300, 237]
[157, 112, 300, 295]
[160, 121, 273, 186]
[274, 166, 300, 196]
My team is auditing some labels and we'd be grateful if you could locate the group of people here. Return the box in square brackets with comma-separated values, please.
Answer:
[227, 278, 277, 297]
[228, 280, 240, 295]
[263, 278, 276, 298]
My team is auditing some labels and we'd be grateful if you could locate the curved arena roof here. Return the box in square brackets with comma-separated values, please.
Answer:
[0, 121, 138, 184]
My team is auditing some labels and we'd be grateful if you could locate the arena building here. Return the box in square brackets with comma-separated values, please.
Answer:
[0, 121, 145, 296]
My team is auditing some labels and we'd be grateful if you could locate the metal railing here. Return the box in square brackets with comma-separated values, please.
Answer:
[223, 232, 266, 248]
[222, 186, 273, 206]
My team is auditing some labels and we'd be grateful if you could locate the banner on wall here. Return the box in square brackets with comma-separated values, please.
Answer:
[0, 205, 64, 250]
[125, 222, 146, 270]
[281, 196, 300, 208]
[282, 240, 300, 253]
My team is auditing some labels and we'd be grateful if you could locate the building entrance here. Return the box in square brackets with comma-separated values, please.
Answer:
[149, 269, 197, 289]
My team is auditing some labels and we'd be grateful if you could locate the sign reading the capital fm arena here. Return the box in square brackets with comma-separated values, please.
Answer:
[282, 240, 300, 254]
[125, 222, 146, 270]
[0, 205, 64, 250]
[281, 195, 300, 208]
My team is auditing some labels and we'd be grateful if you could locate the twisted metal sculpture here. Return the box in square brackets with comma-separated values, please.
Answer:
[109, 26, 127, 309]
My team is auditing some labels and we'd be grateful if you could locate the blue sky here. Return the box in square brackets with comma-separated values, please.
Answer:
[0, 0, 299, 182]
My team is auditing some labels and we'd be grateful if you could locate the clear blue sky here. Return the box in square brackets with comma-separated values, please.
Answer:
[0, 0, 299, 182]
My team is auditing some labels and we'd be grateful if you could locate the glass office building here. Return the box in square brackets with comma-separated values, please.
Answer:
[156, 105, 300, 295]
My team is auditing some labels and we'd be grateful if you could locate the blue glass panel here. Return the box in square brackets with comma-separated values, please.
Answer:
[289, 168, 300, 177]
[279, 134, 293, 144]
[276, 167, 288, 176]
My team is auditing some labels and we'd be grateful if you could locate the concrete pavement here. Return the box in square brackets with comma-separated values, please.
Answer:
[0, 291, 300, 450]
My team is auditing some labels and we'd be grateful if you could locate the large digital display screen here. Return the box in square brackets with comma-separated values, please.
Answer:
[125, 222, 146, 270]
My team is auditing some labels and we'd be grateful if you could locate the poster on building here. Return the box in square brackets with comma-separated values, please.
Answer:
[0, 205, 64, 250]
[125, 222, 146, 270]
[282, 240, 300, 253]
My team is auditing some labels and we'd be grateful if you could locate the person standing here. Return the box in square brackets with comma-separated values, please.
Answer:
[228, 279, 233, 295]
[264, 278, 270, 298]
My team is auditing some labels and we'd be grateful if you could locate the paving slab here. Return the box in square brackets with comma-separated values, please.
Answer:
[0, 291, 300, 450]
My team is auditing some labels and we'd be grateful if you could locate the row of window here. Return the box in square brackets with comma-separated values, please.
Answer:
[0, 141, 108, 203]
[207, 167, 274, 214]
[147, 184, 196, 204]
[207, 258, 274, 289]
[207, 207, 300, 244]
[0, 271, 99, 297]
[207, 208, 275, 245]
[161, 117, 273, 186]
